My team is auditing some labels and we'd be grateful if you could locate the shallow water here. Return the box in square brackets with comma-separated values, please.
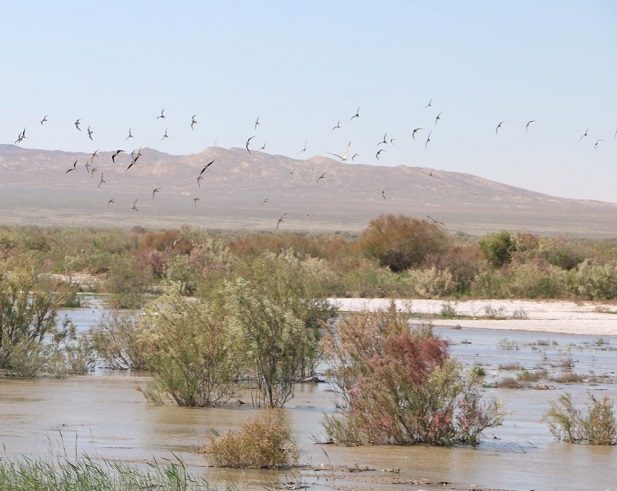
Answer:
[1, 302, 616, 490]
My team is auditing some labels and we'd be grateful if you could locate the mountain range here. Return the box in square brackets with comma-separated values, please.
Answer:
[1, 144, 615, 237]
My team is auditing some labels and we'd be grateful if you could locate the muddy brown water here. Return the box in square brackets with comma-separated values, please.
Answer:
[1, 303, 616, 490]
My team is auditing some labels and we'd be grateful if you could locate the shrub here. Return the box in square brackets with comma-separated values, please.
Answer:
[405, 266, 456, 298]
[479, 231, 516, 268]
[357, 214, 448, 272]
[322, 306, 503, 446]
[204, 408, 298, 468]
[137, 285, 243, 407]
[224, 251, 334, 407]
[105, 254, 153, 309]
[571, 259, 617, 300]
[544, 393, 617, 444]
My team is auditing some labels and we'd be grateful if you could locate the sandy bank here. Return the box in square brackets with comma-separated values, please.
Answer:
[330, 298, 617, 336]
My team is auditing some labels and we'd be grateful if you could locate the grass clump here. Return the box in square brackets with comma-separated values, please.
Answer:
[0, 454, 221, 490]
[203, 408, 299, 468]
[544, 393, 617, 445]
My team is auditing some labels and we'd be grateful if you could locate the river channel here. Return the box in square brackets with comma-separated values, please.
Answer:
[0, 299, 615, 490]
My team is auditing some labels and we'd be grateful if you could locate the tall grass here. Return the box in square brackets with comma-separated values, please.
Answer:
[0, 454, 230, 491]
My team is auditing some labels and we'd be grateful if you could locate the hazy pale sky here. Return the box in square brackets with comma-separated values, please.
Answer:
[3, 1, 616, 202]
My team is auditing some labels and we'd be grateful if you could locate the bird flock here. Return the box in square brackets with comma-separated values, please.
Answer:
[8, 102, 616, 230]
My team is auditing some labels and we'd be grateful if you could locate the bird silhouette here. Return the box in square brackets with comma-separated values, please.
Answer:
[425, 131, 432, 150]
[125, 128, 133, 140]
[276, 212, 287, 230]
[377, 133, 388, 145]
[157, 109, 165, 119]
[98, 173, 106, 188]
[424, 99, 432, 109]
[107, 198, 115, 208]
[254, 116, 260, 130]
[297, 140, 307, 154]
[260, 141, 267, 150]
[161, 129, 169, 141]
[199, 160, 215, 176]
[496, 121, 505, 135]
[594, 139, 604, 151]
[191, 115, 197, 130]
[382, 190, 386, 200]
[131, 199, 139, 211]
[111, 150, 125, 163]
[349, 107, 360, 121]
[40, 115, 48, 125]
[426, 215, 445, 226]
[412, 128, 423, 140]
[526, 120, 536, 133]
[74, 118, 82, 131]
[193, 197, 200, 207]
[579, 128, 590, 140]
[14, 128, 26, 144]
[435, 112, 443, 127]
[332, 120, 341, 130]
[351, 153, 359, 161]
[87, 126, 94, 141]
[316, 171, 327, 183]
[65, 159, 78, 174]
[246, 135, 256, 153]
[152, 188, 160, 200]
[375, 148, 386, 160]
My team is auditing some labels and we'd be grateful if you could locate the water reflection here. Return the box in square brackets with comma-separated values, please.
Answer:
[0, 300, 615, 490]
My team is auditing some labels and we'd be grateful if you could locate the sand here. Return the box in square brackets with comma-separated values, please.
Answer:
[330, 298, 617, 336]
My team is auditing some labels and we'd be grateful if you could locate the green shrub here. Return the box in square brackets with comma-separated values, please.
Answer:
[544, 393, 617, 444]
[479, 231, 516, 268]
[571, 259, 617, 300]
[406, 266, 456, 298]
[138, 285, 243, 407]
[204, 408, 298, 468]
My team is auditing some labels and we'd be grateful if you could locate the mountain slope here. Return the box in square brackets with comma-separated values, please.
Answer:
[0, 144, 615, 237]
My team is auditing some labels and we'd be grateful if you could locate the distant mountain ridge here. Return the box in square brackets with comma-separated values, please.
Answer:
[0, 144, 615, 237]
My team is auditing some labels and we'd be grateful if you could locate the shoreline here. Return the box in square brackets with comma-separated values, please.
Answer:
[330, 298, 617, 336]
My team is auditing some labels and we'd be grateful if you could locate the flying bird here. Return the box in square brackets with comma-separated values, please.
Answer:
[254, 116, 260, 130]
[157, 109, 165, 119]
[87, 126, 94, 141]
[377, 133, 388, 145]
[152, 188, 160, 200]
[125, 128, 133, 140]
[276, 212, 287, 230]
[594, 139, 604, 151]
[426, 215, 445, 226]
[198, 160, 215, 178]
[65, 160, 78, 174]
[131, 199, 139, 212]
[15, 128, 26, 144]
[349, 107, 360, 121]
[579, 128, 590, 140]
[382, 190, 386, 200]
[260, 141, 267, 150]
[496, 121, 505, 135]
[197, 174, 204, 187]
[111, 150, 125, 163]
[425, 131, 432, 150]
[412, 128, 423, 140]
[107, 198, 115, 208]
[193, 197, 200, 207]
[424, 99, 432, 109]
[375, 148, 386, 160]
[297, 140, 307, 154]
[332, 120, 341, 130]
[351, 153, 359, 161]
[327, 141, 351, 161]
[245, 135, 256, 153]
[161, 129, 169, 141]
[316, 171, 327, 183]
[98, 173, 106, 189]
[40, 115, 48, 125]
[74, 118, 82, 131]
[434, 112, 443, 127]
[191, 115, 197, 130]
[526, 120, 536, 133]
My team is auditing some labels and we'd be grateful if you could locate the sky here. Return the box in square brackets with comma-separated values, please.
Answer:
[2, 1, 616, 202]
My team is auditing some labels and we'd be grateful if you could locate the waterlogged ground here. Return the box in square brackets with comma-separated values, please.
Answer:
[1, 299, 616, 491]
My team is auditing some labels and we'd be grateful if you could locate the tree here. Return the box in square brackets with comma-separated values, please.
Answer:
[0, 255, 78, 376]
[224, 251, 335, 407]
[357, 214, 448, 272]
